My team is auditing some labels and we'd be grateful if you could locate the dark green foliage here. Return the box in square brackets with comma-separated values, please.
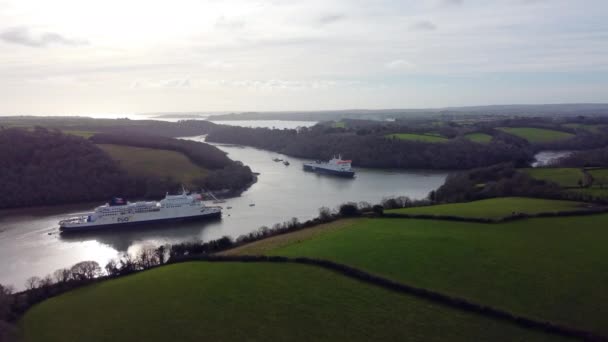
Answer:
[554, 147, 608, 167]
[434, 164, 562, 203]
[338, 202, 360, 216]
[0, 128, 128, 208]
[206, 126, 535, 169]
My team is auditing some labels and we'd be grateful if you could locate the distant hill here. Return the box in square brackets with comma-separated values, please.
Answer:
[205, 103, 608, 122]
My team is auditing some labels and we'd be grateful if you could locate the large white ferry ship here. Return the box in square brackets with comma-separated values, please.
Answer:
[59, 190, 221, 233]
[303, 155, 355, 178]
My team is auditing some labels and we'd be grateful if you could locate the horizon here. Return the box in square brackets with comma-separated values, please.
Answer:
[1, 0, 607, 115]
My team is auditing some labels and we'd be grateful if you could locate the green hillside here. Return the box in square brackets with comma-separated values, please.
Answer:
[386, 197, 585, 218]
[20, 262, 557, 342]
[464, 132, 493, 143]
[522, 168, 585, 188]
[385, 133, 449, 143]
[97, 144, 207, 187]
[230, 215, 608, 335]
[496, 127, 574, 143]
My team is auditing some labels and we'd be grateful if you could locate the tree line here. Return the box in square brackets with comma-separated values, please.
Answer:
[0, 128, 254, 209]
[206, 126, 535, 169]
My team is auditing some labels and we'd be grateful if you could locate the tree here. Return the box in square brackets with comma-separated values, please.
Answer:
[339, 202, 360, 217]
[25, 276, 41, 290]
[318, 206, 332, 222]
[0, 284, 14, 321]
[70, 261, 101, 281]
[53, 268, 72, 284]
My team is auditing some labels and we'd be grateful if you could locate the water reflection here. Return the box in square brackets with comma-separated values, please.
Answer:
[59, 218, 222, 252]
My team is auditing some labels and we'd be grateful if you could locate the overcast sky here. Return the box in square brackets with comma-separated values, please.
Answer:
[0, 0, 607, 115]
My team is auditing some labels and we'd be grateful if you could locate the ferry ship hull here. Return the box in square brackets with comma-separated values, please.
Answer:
[303, 164, 355, 178]
[60, 210, 221, 233]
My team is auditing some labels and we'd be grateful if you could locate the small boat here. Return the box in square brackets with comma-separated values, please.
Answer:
[227, 206, 232, 209]
[272, 157, 283, 162]
[283, 161, 290, 166]
[249, 203, 255, 207]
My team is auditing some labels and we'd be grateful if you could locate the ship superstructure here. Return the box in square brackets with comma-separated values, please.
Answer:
[59, 190, 221, 232]
[303, 155, 355, 178]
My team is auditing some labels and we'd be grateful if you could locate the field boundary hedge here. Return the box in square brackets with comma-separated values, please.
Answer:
[175, 255, 606, 341]
[381, 207, 608, 223]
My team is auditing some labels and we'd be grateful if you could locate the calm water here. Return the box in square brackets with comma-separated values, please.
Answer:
[532, 151, 572, 167]
[209, 120, 316, 129]
[0, 138, 446, 289]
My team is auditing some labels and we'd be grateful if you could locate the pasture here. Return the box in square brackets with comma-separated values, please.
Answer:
[386, 197, 586, 218]
[464, 132, 492, 143]
[19, 262, 556, 342]
[385, 133, 448, 143]
[563, 123, 605, 134]
[522, 168, 585, 188]
[97, 144, 206, 186]
[232, 215, 608, 335]
[496, 127, 574, 143]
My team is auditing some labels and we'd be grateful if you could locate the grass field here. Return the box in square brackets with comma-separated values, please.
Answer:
[567, 188, 608, 200]
[230, 215, 608, 335]
[62, 130, 97, 138]
[464, 132, 492, 143]
[563, 123, 605, 134]
[19, 262, 558, 342]
[332, 121, 346, 128]
[97, 144, 206, 186]
[386, 197, 586, 218]
[496, 127, 574, 143]
[522, 168, 585, 188]
[386, 133, 449, 143]
[589, 168, 608, 187]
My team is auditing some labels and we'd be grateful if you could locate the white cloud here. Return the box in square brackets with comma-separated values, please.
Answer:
[385, 59, 415, 70]
[410, 20, 437, 31]
[0, 0, 607, 114]
[0, 27, 88, 47]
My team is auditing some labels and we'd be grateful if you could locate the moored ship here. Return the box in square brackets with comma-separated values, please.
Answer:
[303, 155, 355, 178]
[59, 190, 221, 233]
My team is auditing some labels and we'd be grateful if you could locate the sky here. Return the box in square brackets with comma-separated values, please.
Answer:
[0, 0, 607, 115]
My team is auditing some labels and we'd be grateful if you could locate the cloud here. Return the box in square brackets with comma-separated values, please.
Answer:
[440, 0, 463, 6]
[131, 78, 191, 89]
[0, 27, 88, 47]
[317, 13, 346, 25]
[205, 60, 234, 69]
[215, 16, 245, 30]
[410, 20, 437, 31]
[385, 59, 415, 70]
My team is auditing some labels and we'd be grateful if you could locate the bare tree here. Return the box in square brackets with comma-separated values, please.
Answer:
[25, 276, 41, 290]
[0, 284, 14, 320]
[53, 268, 72, 283]
[136, 246, 160, 269]
[70, 261, 101, 281]
[105, 259, 120, 277]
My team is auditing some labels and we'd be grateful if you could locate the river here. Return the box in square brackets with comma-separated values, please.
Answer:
[0, 139, 447, 289]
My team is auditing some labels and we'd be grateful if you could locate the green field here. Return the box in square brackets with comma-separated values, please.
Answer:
[386, 133, 449, 143]
[97, 144, 206, 186]
[20, 262, 557, 342]
[464, 132, 493, 143]
[332, 121, 346, 128]
[497, 127, 574, 143]
[62, 130, 97, 138]
[589, 168, 608, 187]
[522, 168, 585, 188]
[563, 123, 605, 134]
[231, 215, 608, 335]
[568, 188, 608, 200]
[386, 197, 586, 218]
